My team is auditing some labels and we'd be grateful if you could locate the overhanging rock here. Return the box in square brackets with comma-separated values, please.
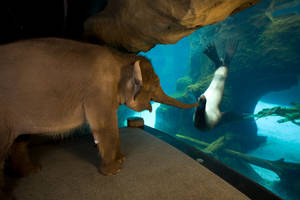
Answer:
[84, 0, 261, 53]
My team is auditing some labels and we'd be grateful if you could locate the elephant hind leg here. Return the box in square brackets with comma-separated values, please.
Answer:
[0, 127, 16, 198]
[0, 160, 4, 192]
[0, 161, 13, 200]
[7, 135, 41, 177]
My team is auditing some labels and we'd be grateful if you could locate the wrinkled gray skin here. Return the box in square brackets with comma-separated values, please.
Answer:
[0, 38, 197, 195]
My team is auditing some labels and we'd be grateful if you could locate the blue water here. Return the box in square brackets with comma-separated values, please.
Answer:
[249, 101, 300, 184]
[132, 102, 160, 128]
[246, 101, 300, 199]
[139, 37, 190, 94]
[273, 3, 300, 17]
[251, 101, 300, 164]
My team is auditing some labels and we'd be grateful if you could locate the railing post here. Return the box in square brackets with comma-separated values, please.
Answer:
[127, 117, 144, 129]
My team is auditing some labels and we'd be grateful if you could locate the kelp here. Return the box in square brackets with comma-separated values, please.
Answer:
[253, 102, 300, 126]
[176, 134, 300, 184]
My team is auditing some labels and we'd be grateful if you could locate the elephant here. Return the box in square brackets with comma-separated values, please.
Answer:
[0, 38, 197, 197]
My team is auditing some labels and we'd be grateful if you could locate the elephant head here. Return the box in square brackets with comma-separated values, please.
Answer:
[120, 56, 198, 112]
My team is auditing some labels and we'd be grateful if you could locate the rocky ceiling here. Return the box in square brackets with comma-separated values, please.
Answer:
[84, 0, 261, 53]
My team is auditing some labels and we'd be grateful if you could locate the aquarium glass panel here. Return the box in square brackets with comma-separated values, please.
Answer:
[118, 0, 300, 199]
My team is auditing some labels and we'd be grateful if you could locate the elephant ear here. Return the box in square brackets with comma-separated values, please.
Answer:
[132, 60, 143, 100]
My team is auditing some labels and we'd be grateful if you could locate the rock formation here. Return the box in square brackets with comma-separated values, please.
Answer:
[84, 0, 261, 52]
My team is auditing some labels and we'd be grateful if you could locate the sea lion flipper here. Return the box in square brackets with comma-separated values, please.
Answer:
[203, 43, 222, 69]
[197, 95, 207, 110]
[224, 40, 239, 66]
[193, 95, 207, 130]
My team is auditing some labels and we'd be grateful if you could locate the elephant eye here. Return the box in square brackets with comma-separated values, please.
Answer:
[134, 78, 142, 86]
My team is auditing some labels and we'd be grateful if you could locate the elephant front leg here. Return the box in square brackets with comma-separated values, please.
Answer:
[85, 100, 124, 176]
[92, 128, 123, 176]
[93, 130, 125, 166]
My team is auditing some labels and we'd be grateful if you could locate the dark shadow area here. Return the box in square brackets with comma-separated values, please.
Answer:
[0, 0, 108, 44]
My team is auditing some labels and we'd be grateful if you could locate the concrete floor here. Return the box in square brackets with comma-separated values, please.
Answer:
[11, 128, 249, 200]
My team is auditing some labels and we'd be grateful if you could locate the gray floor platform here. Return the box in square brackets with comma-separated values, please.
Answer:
[13, 128, 249, 200]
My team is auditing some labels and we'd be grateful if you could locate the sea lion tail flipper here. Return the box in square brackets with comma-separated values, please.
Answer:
[203, 43, 222, 69]
[224, 40, 239, 67]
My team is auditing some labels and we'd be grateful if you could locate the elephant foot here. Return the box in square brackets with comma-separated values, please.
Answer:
[8, 139, 41, 177]
[12, 163, 41, 177]
[8, 156, 41, 177]
[100, 160, 121, 176]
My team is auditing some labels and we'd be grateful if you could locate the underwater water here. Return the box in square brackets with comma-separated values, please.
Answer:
[250, 100, 300, 199]
[139, 36, 190, 94]
[251, 101, 300, 164]
[131, 102, 160, 128]
[118, 0, 300, 199]
[117, 0, 300, 199]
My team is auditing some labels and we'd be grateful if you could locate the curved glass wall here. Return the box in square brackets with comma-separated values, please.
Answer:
[118, 0, 300, 199]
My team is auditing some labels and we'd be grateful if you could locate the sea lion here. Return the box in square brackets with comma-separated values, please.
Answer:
[193, 41, 238, 130]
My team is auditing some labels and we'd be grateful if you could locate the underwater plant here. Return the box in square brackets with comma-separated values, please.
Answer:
[253, 102, 300, 126]
[175, 134, 300, 192]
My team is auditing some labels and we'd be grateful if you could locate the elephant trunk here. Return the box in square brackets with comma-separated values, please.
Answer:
[152, 87, 198, 109]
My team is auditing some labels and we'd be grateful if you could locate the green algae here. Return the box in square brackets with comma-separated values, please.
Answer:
[253, 102, 300, 126]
